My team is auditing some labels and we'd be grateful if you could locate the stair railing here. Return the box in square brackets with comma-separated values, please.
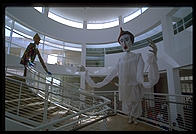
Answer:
[6, 68, 111, 130]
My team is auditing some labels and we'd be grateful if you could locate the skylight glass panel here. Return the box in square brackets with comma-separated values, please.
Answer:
[86, 42, 120, 48]
[124, 9, 141, 23]
[141, 7, 148, 13]
[5, 28, 11, 37]
[87, 20, 119, 29]
[63, 46, 81, 51]
[44, 41, 64, 49]
[64, 42, 81, 48]
[34, 7, 43, 13]
[45, 36, 64, 45]
[48, 12, 83, 29]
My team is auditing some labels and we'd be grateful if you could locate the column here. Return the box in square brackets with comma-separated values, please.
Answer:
[43, 7, 49, 16]
[161, 14, 183, 128]
[79, 20, 87, 110]
[166, 67, 183, 128]
[8, 20, 15, 54]
[161, 14, 175, 57]
[80, 20, 87, 90]
[118, 16, 123, 28]
[80, 43, 86, 90]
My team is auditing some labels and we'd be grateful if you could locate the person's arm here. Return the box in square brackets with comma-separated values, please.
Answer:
[85, 62, 119, 88]
[85, 70, 97, 87]
[146, 53, 159, 87]
[137, 53, 159, 89]
[36, 49, 49, 73]
[94, 63, 119, 88]
[136, 53, 145, 85]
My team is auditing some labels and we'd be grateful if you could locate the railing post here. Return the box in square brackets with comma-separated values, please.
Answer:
[114, 91, 117, 114]
[36, 72, 40, 94]
[43, 84, 49, 124]
[33, 72, 36, 90]
[167, 95, 172, 131]
[5, 67, 8, 75]
[50, 77, 53, 99]
[17, 82, 23, 115]
[101, 111, 107, 130]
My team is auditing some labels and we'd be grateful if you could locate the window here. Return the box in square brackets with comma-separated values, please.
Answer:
[5, 28, 11, 41]
[5, 16, 12, 28]
[87, 19, 119, 29]
[86, 48, 104, 67]
[141, 7, 148, 13]
[48, 12, 83, 29]
[47, 54, 58, 64]
[34, 7, 43, 13]
[124, 9, 141, 23]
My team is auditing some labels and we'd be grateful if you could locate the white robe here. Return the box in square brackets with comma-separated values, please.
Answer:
[86, 52, 159, 118]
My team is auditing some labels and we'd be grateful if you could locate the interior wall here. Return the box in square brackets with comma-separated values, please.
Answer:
[6, 7, 174, 44]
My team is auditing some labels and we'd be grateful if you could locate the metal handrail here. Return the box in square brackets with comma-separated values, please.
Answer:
[6, 67, 111, 130]
[90, 90, 193, 131]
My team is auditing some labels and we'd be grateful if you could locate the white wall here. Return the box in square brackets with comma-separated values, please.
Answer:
[6, 7, 175, 44]
[5, 27, 192, 76]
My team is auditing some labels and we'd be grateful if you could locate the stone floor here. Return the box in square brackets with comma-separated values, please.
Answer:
[78, 114, 161, 131]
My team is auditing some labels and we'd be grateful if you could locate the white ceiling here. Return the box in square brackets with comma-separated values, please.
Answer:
[49, 7, 139, 23]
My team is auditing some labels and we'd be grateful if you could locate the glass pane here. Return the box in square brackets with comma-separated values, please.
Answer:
[184, 20, 192, 29]
[47, 54, 58, 64]
[5, 16, 12, 28]
[141, 7, 148, 13]
[178, 26, 184, 32]
[45, 36, 64, 46]
[34, 7, 43, 13]
[44, 42, 63, 50]
[124, 9, 141, 23]
[87, 19, 119, 29]
[10, 43, 21, 57]
[5, 41, 9, 54]
[14, 22, 35, 38]
[183, 13, 192, 23]
[5, 28, 11, 41]
[12, 31, 31, 48]
[189, 76, 192, 80]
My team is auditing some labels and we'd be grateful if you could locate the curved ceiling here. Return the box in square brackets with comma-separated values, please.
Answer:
[49, 7, 139, 23]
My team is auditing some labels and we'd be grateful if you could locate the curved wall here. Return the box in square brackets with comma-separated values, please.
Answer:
[6, 7, 176, 44]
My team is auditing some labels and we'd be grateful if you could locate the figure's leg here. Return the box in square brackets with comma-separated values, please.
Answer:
[24, 66, 27, 77]
[132, 101, 142, 125]
[128, 102, 133, 124]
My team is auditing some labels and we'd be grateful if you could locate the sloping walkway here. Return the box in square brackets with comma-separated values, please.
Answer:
[78, 114, 161, 131]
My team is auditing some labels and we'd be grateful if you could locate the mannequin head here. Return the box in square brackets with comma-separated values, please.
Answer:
[118, 27, 134, 52]
[33, 33, 41, 45]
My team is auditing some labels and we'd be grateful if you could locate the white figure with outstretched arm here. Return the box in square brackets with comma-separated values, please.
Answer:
[81, 27, 159, 124]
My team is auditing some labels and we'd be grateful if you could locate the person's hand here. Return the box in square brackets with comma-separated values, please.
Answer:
[147, 38, 157, 57]
[47, 71, 52, 75]
[28, 61, 35, 67]
[79, 65, 86, 72]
